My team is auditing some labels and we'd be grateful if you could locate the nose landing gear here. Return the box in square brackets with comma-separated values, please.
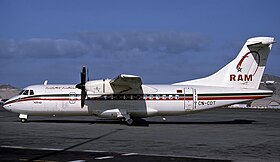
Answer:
[19, 114, 28, 123]
[20, 118, 27, 123]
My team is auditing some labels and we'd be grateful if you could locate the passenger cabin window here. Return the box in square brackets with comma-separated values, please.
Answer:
[156, 95, 160, 100]
[168, 95, 173, 100]
[143, 95, 147, 100]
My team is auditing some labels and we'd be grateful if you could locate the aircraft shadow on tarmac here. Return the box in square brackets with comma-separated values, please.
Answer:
[25, 119, 256, 126]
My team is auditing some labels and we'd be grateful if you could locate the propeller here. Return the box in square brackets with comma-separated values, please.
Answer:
[76, 66, 87, 108]
[87, 67, 90, 81]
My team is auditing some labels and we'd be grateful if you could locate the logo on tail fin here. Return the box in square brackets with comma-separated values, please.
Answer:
[236, 51, 260, 75]
[230, 51, 260, 82]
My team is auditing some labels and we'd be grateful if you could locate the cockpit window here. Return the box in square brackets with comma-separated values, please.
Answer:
[19, 90, 25, 95]
[22, 90, 29, 95]
[29, 90, 34, 95]
[19, 90, 34, 95]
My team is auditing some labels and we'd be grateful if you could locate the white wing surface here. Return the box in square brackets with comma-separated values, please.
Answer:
[110, 74, 142, 93]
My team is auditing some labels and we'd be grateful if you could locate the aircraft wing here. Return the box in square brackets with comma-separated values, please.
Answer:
[110, 74, 143, 93]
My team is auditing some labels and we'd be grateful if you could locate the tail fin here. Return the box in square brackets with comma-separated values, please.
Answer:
[174, 37, 275, 89]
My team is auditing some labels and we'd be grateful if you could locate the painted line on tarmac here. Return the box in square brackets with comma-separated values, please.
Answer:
[95, 156, 114, 160]
[83, 149, 107, 153]
[0, 145, 229, 161]
[0, 145, 203, 159]
[1, 145, 25, 149]
[122, 153, 139, 156]
[0, 145, 206, 159]
[1, 145, 63, 151]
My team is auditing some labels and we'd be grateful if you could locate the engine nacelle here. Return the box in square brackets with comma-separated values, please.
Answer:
[85, 79, 113, 95]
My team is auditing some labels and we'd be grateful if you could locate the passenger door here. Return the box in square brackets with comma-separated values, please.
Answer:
[184, 88, 197, 110]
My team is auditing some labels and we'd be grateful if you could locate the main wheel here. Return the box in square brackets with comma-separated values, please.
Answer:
[20, 118, 27, 123]
[126, 118, 134, 125]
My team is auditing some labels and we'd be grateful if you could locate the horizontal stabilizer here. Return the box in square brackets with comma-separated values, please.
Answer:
[247, 39, 275, 48]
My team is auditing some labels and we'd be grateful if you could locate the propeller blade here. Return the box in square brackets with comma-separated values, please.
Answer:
[81, 66, 86, 84]
[81, 88, 86, 108]
[87, 67, 89, 81]
[75, 65, 87, 108]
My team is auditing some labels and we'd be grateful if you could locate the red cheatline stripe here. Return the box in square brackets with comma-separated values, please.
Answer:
[143, 95, 268, 101]
[5, 94, 270, 105]
[198, 96, 266, 100]
[19, 98, 80, 102]
[4, 97, 80, 105]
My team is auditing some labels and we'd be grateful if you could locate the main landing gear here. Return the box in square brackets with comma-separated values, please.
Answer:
[119, 116, 134, 125]
[19, 114, 28, 123]
[126, 118, 134, 125]
[117, 110, 134, 125]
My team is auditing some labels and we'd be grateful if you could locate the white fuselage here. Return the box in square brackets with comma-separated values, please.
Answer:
[3, 82, 272, 119]
[2, 37, 275, 123]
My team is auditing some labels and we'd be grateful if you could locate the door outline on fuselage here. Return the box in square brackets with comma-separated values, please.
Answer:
[184, 88, 197, 110]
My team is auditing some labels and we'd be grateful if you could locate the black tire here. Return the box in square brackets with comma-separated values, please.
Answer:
[20, 118, 27, 123]
[126, 118, 134, 125]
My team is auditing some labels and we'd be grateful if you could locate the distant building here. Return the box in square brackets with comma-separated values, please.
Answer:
[250, 99, 280, 109]
[229, 98, 280, 109]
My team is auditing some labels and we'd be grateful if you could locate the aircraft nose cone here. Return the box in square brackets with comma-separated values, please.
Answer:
[2, 101, 12, 112]
[3, 103, 8, 110]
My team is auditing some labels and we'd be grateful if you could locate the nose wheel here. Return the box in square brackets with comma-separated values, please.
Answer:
[20, 118, 27, 123]
[19, 114, 28, 123]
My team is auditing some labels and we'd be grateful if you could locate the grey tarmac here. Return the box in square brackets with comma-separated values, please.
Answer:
[0, 107, 279, 161]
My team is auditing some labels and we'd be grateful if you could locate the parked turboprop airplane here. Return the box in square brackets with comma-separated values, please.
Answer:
[3, 37, 275, 125]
